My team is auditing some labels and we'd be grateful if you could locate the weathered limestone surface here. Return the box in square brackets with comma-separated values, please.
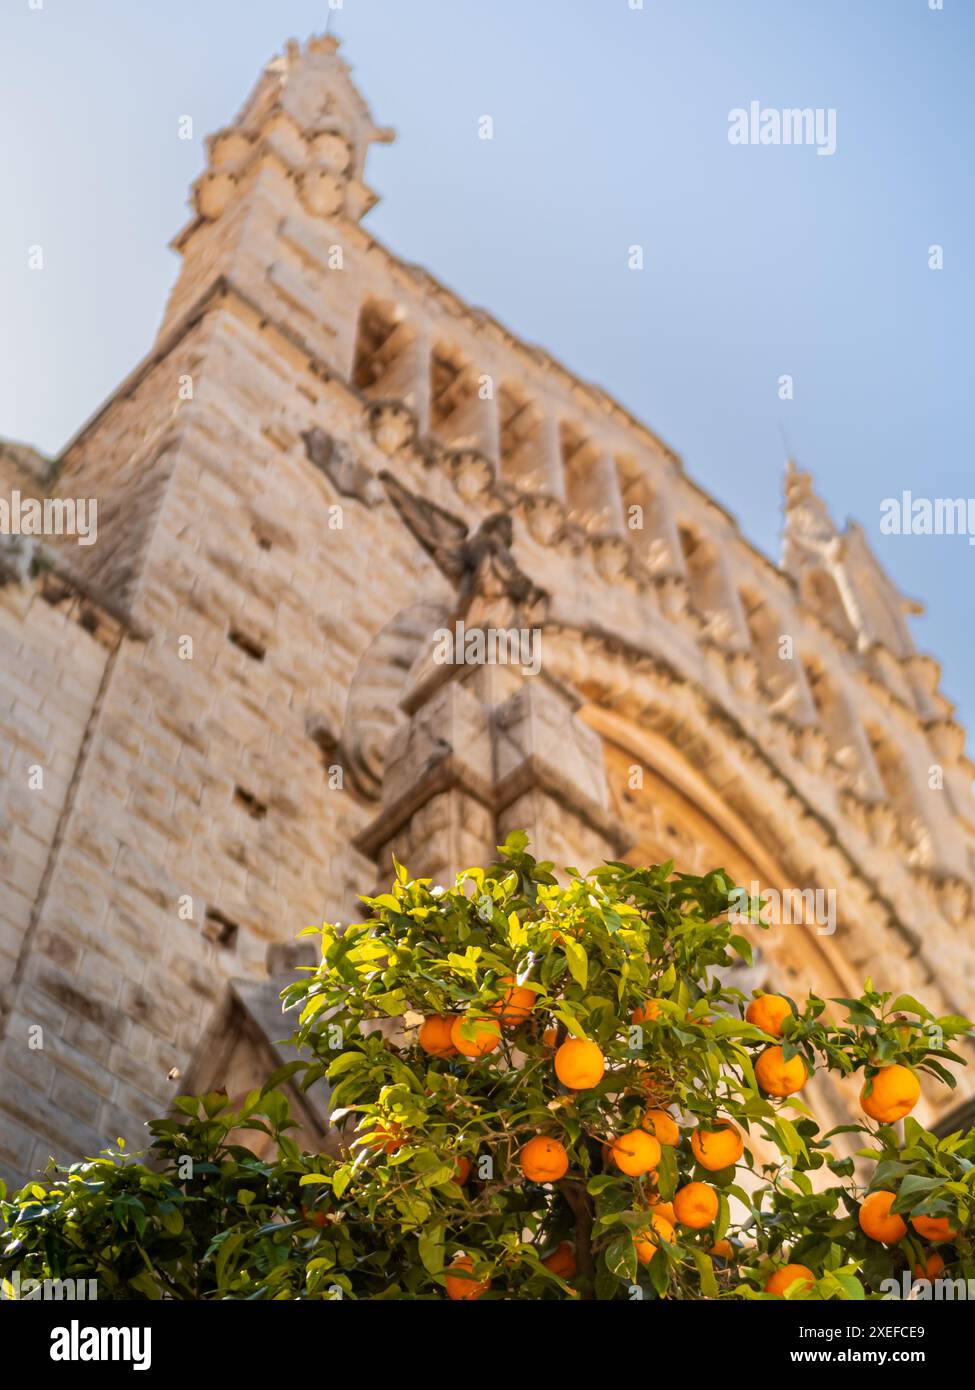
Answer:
[1, 32, 973, 1181]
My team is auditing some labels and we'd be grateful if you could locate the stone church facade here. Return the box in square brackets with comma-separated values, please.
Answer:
[1, 34, 973, 1184]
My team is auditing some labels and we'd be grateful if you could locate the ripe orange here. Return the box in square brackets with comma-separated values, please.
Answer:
[858, 1191, 907, 1245]
[633, 1067, 666, 1102]
[910, 1214, 957, 1242]
[554, 1037, 606, 1090]
[651, 1200, 676, 1224]
[610, 1129, 662, 1176]
[489, 975, 535, 1027]
[643, 1109, 680, 1146]
[634, 1211, 675, 1264]
[418, 1015, 457, 1057]
[913, 1251, 945, 1282]
[301, 1205, 329, 1229]
[454, 1156, 473, 1185]
[755, 1045, 809, 1097]
[690, 1120, 744, 1172]
[710, 1239, 734, 1261]
[673, 1181, 719, 1229]
[520, 1135, 570, 1183]
[450, 1013, 502, 1058]
[764, 1263, 814, 1297]
[632, 1000, 661, 1024]
[745, 993, 793, 1037]
[542, 1026, 559, 1048]
[542, 1241, 577, 1279]
[445, 1254, 490, 1301]
[860, 1065, 920, 1123]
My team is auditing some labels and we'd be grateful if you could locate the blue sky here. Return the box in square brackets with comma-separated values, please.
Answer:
[1, 0, 972, 738]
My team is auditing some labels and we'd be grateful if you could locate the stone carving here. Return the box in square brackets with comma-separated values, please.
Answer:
[0, 534, 37, 586]
[301, 428, 384, 507]
[336, 599, 452, 801]
[381, 472, 548, 630]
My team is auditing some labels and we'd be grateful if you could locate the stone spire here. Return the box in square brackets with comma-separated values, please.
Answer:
[191, 32, 395, 228]
[781, 459, 843, 565]
[781, 459, 918, 663]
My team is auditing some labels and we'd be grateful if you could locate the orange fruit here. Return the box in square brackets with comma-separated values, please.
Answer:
[910, 1214, 957, 1242]
[633, 1068, 664, 1101]
[913, 1251, 945, 1282]
[643, 1109, 680, 1147]
[634, 1211, 675, 1264]
[454, 1156, 472, 1185]
[745, 994, 793, 1037]
[710, 1239, 734, 1261]
[301, 1205, 329, 1229]
[445, 1254, 490, 1301]
[858, 1191, 907, 1245]
[554, 1038, 606, 1090]
[860, 1065, 920, 1123]
[450, 1014, 501, 1058]
[651, 1200, 676, 1224]
[542, 1241, 577, 1279]
[691, 1120, 743, 1172]
[489, 975, 535, 1027]
[362, 1121, 404, 1154]
[764, 1263, 814, 1297]
[673, 1181, 719, 1229]
[542, 1026, 559, 1048]
[755, 1045, 809, 1097]
[632, 1000, 661, 1024]
[520, 1135, 570, 1183]
[418, 1015, 457, 1057]
[610, 1129, 662, 1176]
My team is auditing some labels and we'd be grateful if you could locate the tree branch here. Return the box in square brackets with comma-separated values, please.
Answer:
[557, 1178, 596, 1298]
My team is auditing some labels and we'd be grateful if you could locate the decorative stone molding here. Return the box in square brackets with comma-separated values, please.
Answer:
[926, 717, 967, 765]
[933, 874, 973, 927]
[866, 801, 899, 850]
[514, 495, 561, 547]
[438, 448, 496, 504]
[790, 725, 829, 775]
[367, 401, 418, 456]
[655, 574, 690, 619]
[725, 650, 759, 699]
[194, 171, 238, 222]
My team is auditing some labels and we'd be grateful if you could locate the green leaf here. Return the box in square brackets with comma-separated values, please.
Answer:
[214, 1230, 246, 1288]
[888, 995, 932, 1020]
[326, 1051, 366, 1080]
[604, 1232, 638, 1283]
[729, 936, 754, 966]
[561, 938, 588, 990]
[159, 1207, 184, 1235]
[691, 1249, 719, 1297]
[372, 894, 402, 912]
[418, 1224, 444, 1277]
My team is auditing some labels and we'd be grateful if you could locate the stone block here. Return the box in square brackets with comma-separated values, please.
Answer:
[493, 681, 608, 811]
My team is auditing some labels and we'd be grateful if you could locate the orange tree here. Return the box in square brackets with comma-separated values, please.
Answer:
[282, 833, 974, 1300]
[1, 835, 973, 1300]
